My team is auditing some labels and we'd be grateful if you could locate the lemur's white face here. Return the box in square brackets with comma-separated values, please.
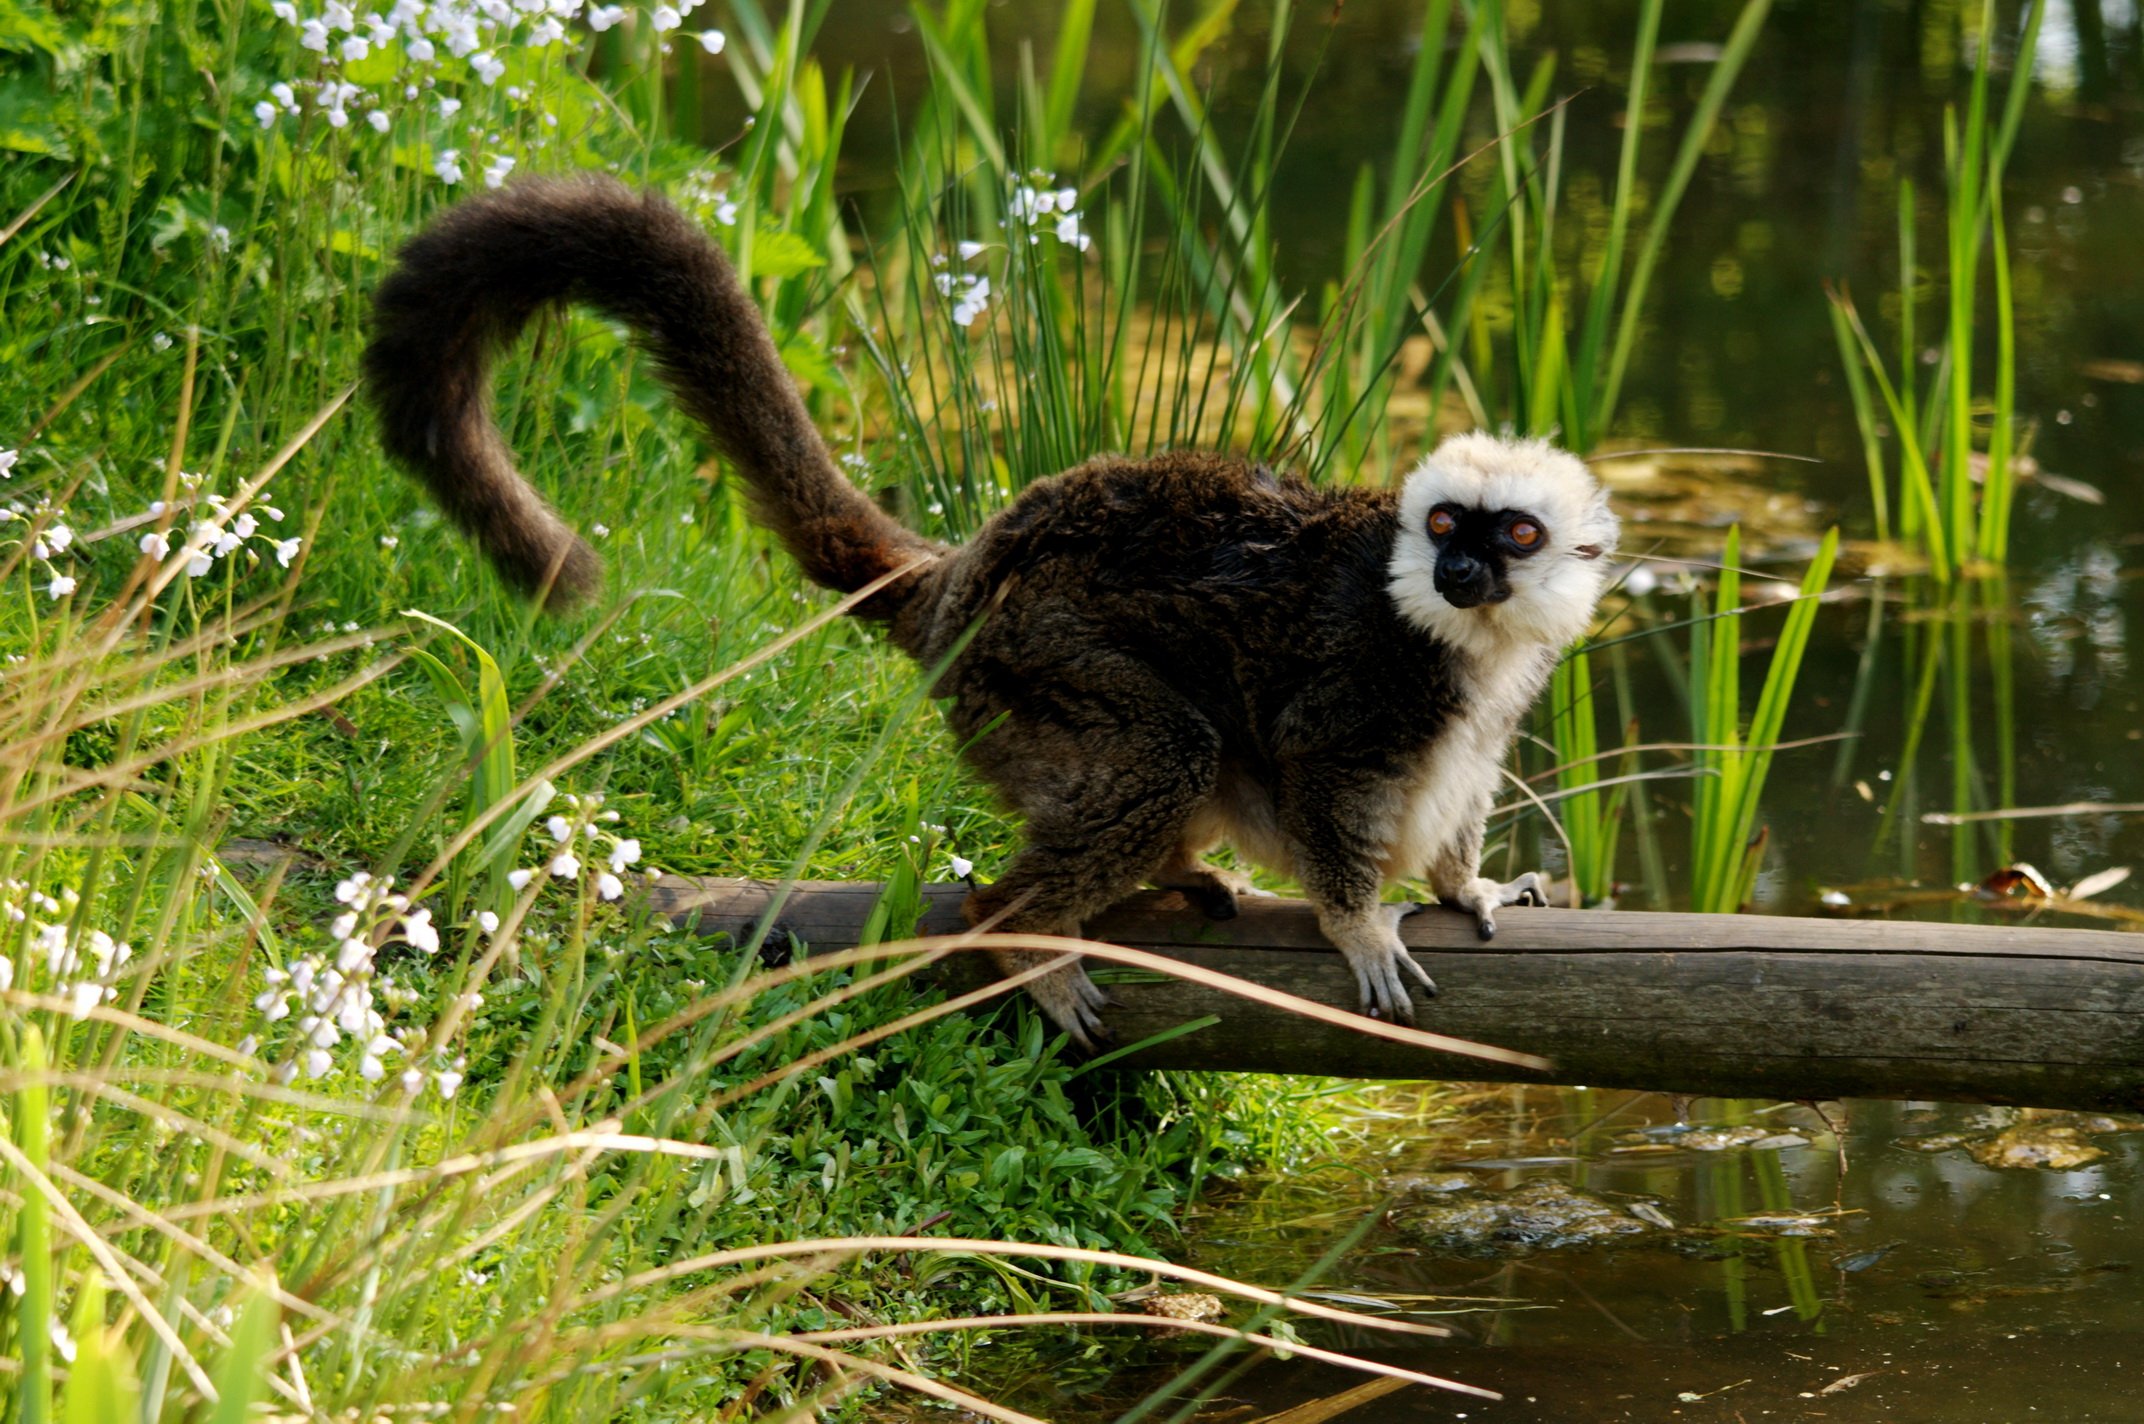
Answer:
[1386, 433, 1619, 660]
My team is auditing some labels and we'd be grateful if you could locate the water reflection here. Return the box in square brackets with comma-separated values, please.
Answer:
[1134, 1089, 2142, 1423]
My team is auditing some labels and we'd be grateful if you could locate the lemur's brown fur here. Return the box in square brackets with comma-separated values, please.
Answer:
[367, 177, 1618, 1049]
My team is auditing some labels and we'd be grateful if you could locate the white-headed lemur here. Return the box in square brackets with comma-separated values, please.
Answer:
[365, 177, 1619, 1050]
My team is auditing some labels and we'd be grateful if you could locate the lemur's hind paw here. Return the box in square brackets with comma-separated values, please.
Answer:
[1453, 872, 1549, 940]
[1160, 861, 1269, 922]
[1028, 960, 1116, 1054]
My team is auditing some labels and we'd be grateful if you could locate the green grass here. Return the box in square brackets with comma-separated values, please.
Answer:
[0, 0, 1812, 1415]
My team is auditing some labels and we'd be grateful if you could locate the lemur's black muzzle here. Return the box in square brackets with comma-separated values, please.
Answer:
[1434, 549, 1506, 608]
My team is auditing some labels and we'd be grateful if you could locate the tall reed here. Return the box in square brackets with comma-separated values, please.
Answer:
[1828, 0, 2043, 577]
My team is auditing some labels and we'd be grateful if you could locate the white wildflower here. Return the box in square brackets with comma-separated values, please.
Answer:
[256, 100, 280, 127]
[402, 907, 440, 953]
[957, 240, 985, 261]
[546, 814, 572, 843]
[596, 872, 623, 901]
[271, 0, 296, 18]
[400, 1067, 426, 1094]
[435, 1068, 464, 1099]
[697, 28, 724, 52]
[139, 530, 170, 559]
[484, 153, 516, 189]
[335, 873, 372, 905]
[434, 148, 464, 184]
[950, 855, 974, 879]
[0, 449, 16, 478]
[438, 95, 462, 118]
[587, 3, 623, 29]
[507, 868, 533, 891]
[650, 4, 679, 29]
[46, 574, 76, 600]
[300, 18, 330, 50]
[548, 850, 580, 879]
[271, 81, 296, 110]
[340, 35, 370, 61]
[305, 1047, 334, 1079]
[608, 838, 641, 871]
[408, 34, 435, 61]
[369, 110, 391, 134]
[65, 980, 103, 1020]
[477, 910, 500, 935]
[470, 50, 505, 84]
[275, 537, 302, 567]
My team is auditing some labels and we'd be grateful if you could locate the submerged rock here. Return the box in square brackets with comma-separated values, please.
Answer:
[1966, 1124, 2106, 1170]
[1383, 1171, 1478, 1195]
[1895, 1111, 2133, 1170]
[1388, 1179, 1664, 1256]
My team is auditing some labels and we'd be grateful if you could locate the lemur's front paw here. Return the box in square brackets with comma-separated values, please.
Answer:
[1335, 904, 1439, 1024]
[1453, 872, 1549, 940]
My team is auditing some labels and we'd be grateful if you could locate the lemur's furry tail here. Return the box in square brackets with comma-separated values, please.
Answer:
[365, 176, 940, 608]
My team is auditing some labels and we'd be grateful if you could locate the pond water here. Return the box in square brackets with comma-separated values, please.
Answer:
[784, 1, 2144, 1417]
[1083, 1087, 2143, 1422]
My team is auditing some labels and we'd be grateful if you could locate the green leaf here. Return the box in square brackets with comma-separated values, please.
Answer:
[62, 1272, 140, 1424]
[206, 1280, 279, 1424]
[748, 228, 826, 279]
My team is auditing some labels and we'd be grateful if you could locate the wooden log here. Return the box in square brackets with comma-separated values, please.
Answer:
[646, 877, 2144, 1112]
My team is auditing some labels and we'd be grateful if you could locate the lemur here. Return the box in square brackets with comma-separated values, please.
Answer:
[365, 177, 1619, 1050]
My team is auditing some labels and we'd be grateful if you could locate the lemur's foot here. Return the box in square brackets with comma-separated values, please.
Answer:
[1452, 872, 1549, 941]
[1324, 903, 1439, 1024]
[1026, 958, 1116, 1053]
[1157, 860, 1273, 921]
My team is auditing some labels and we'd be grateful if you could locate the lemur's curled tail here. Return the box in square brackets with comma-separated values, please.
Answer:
[365, 176, 940, 607]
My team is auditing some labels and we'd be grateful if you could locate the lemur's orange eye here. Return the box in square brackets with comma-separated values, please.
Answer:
[1508, 518, 1544, 550]
[1427, 509, 1456, 537]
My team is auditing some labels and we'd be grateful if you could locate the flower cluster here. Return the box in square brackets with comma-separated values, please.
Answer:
[3, 465, 303, 606]
[504, 792, 654, 902]
[1007, 175, 1091, 251]
[138, 477, 303, 579]
[248, 871, 462, 1094]
[0, 882, 133, 1019]
[932, 268, 992, 329]
[930, 173, 1094, 333]
[0, 504, 78, 602]
[678, 167, 742, 227]
[257, 0, 726, 185]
